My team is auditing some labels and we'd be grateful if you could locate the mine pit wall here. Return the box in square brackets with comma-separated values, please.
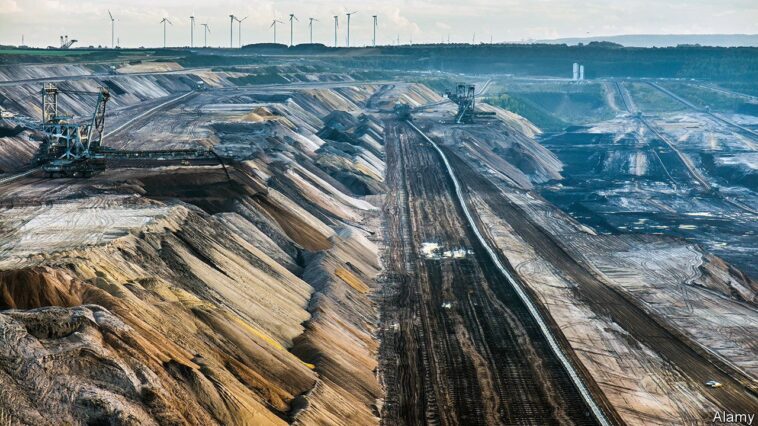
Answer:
[0, 133, 36, 173]
[0, 174, 386, 425]
[0, 80, 405, 424]
[415, 110, 758, 424]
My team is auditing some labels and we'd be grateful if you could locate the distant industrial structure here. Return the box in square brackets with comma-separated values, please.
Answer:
[57, 35, 77, 49]
[394, 103, 412, 120]
[572, 62, 586, 81]
[445, 83, 496, 124]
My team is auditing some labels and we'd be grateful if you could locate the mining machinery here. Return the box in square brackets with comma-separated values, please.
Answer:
[394, 102, 412, 120]
[59, 35, 77, 49]
[39, 83, 110, 177]
[445, 83, 496, 124]
[446, 83, 476, 123]
[36, 83, 226, 178]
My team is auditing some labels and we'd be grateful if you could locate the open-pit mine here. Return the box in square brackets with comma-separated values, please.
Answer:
[0, 45, 756, 426]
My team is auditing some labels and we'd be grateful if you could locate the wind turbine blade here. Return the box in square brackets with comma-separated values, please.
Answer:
[108, 10, 113, 20]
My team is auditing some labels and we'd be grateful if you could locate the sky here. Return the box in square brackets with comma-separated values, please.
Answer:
[0, 0, 757, 48]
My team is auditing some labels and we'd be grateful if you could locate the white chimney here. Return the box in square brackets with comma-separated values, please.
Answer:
[572, 62, 579, 81]
[579, 65, 585, 81]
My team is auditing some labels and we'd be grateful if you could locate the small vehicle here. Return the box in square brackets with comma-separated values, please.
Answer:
[705, 380, 723, 388]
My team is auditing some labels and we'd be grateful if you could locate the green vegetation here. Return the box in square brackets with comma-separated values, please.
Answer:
[0, 49, 96, 56]
[228, 73, 289, 85]
[484, 93, 568, 132]
[177, 54, 264, 68]
[492, 81, 616, 124]
[339, 44, 758, 83]
[0, 48, 167, 65]
[624, 82, 685, 112]
[714, 82, 758, 97]
[349, 70, 393, 81]
[2, 44, 757, 83]
[658, 82, 746, 112]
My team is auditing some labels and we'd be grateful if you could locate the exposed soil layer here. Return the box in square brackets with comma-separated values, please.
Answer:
[0, 75, 394, 425]
[379, 118, 599, 425]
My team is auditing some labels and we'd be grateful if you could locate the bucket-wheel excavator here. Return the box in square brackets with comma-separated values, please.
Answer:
[39, 83, 110, 177]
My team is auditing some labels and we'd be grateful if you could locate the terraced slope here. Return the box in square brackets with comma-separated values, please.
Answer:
[0, 75, 442, 425]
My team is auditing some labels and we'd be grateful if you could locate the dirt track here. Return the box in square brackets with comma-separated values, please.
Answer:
[379, 118, 599, 425]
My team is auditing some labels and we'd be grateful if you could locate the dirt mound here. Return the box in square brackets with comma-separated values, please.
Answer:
[0, 267, 85, 309]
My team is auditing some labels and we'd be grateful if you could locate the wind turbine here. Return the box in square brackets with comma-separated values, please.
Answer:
[308, 18, 319, 44]
[190, 16, 195, 47]
[160, 18, 172, 48]
[270, 19, 284, 44]
[333, 15, 339, 47]
[201, 23, 210, 48]
[345, 11, 357, 47]
[372, 15, 377, 47]
[289, 14, 298, 47]
[108, 10, 115, 48]
[229, 14, 236, 48]
[237, 16, 247, 48]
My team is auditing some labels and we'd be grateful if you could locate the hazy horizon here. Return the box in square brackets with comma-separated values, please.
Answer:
[1, 0, 757, 48]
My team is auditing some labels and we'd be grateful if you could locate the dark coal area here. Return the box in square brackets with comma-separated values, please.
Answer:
[539, 131, 757, 277]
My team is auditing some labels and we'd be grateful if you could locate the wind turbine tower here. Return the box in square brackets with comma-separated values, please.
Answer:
[345, 11, 357, 47]
[229, 14, 236, 48]
[333, 16, 339, 47]
[108, 10, 115, 48]
[237, 16, 247, 47]
[160, 18, 172, 48]
[201, 23, 210, 48]
[289, 14, 298, 47]
[190, 16, 195, 47]
[270, 19, 284, 43]
[308, 18, 319, 44]
[372, 15, 377, 47]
